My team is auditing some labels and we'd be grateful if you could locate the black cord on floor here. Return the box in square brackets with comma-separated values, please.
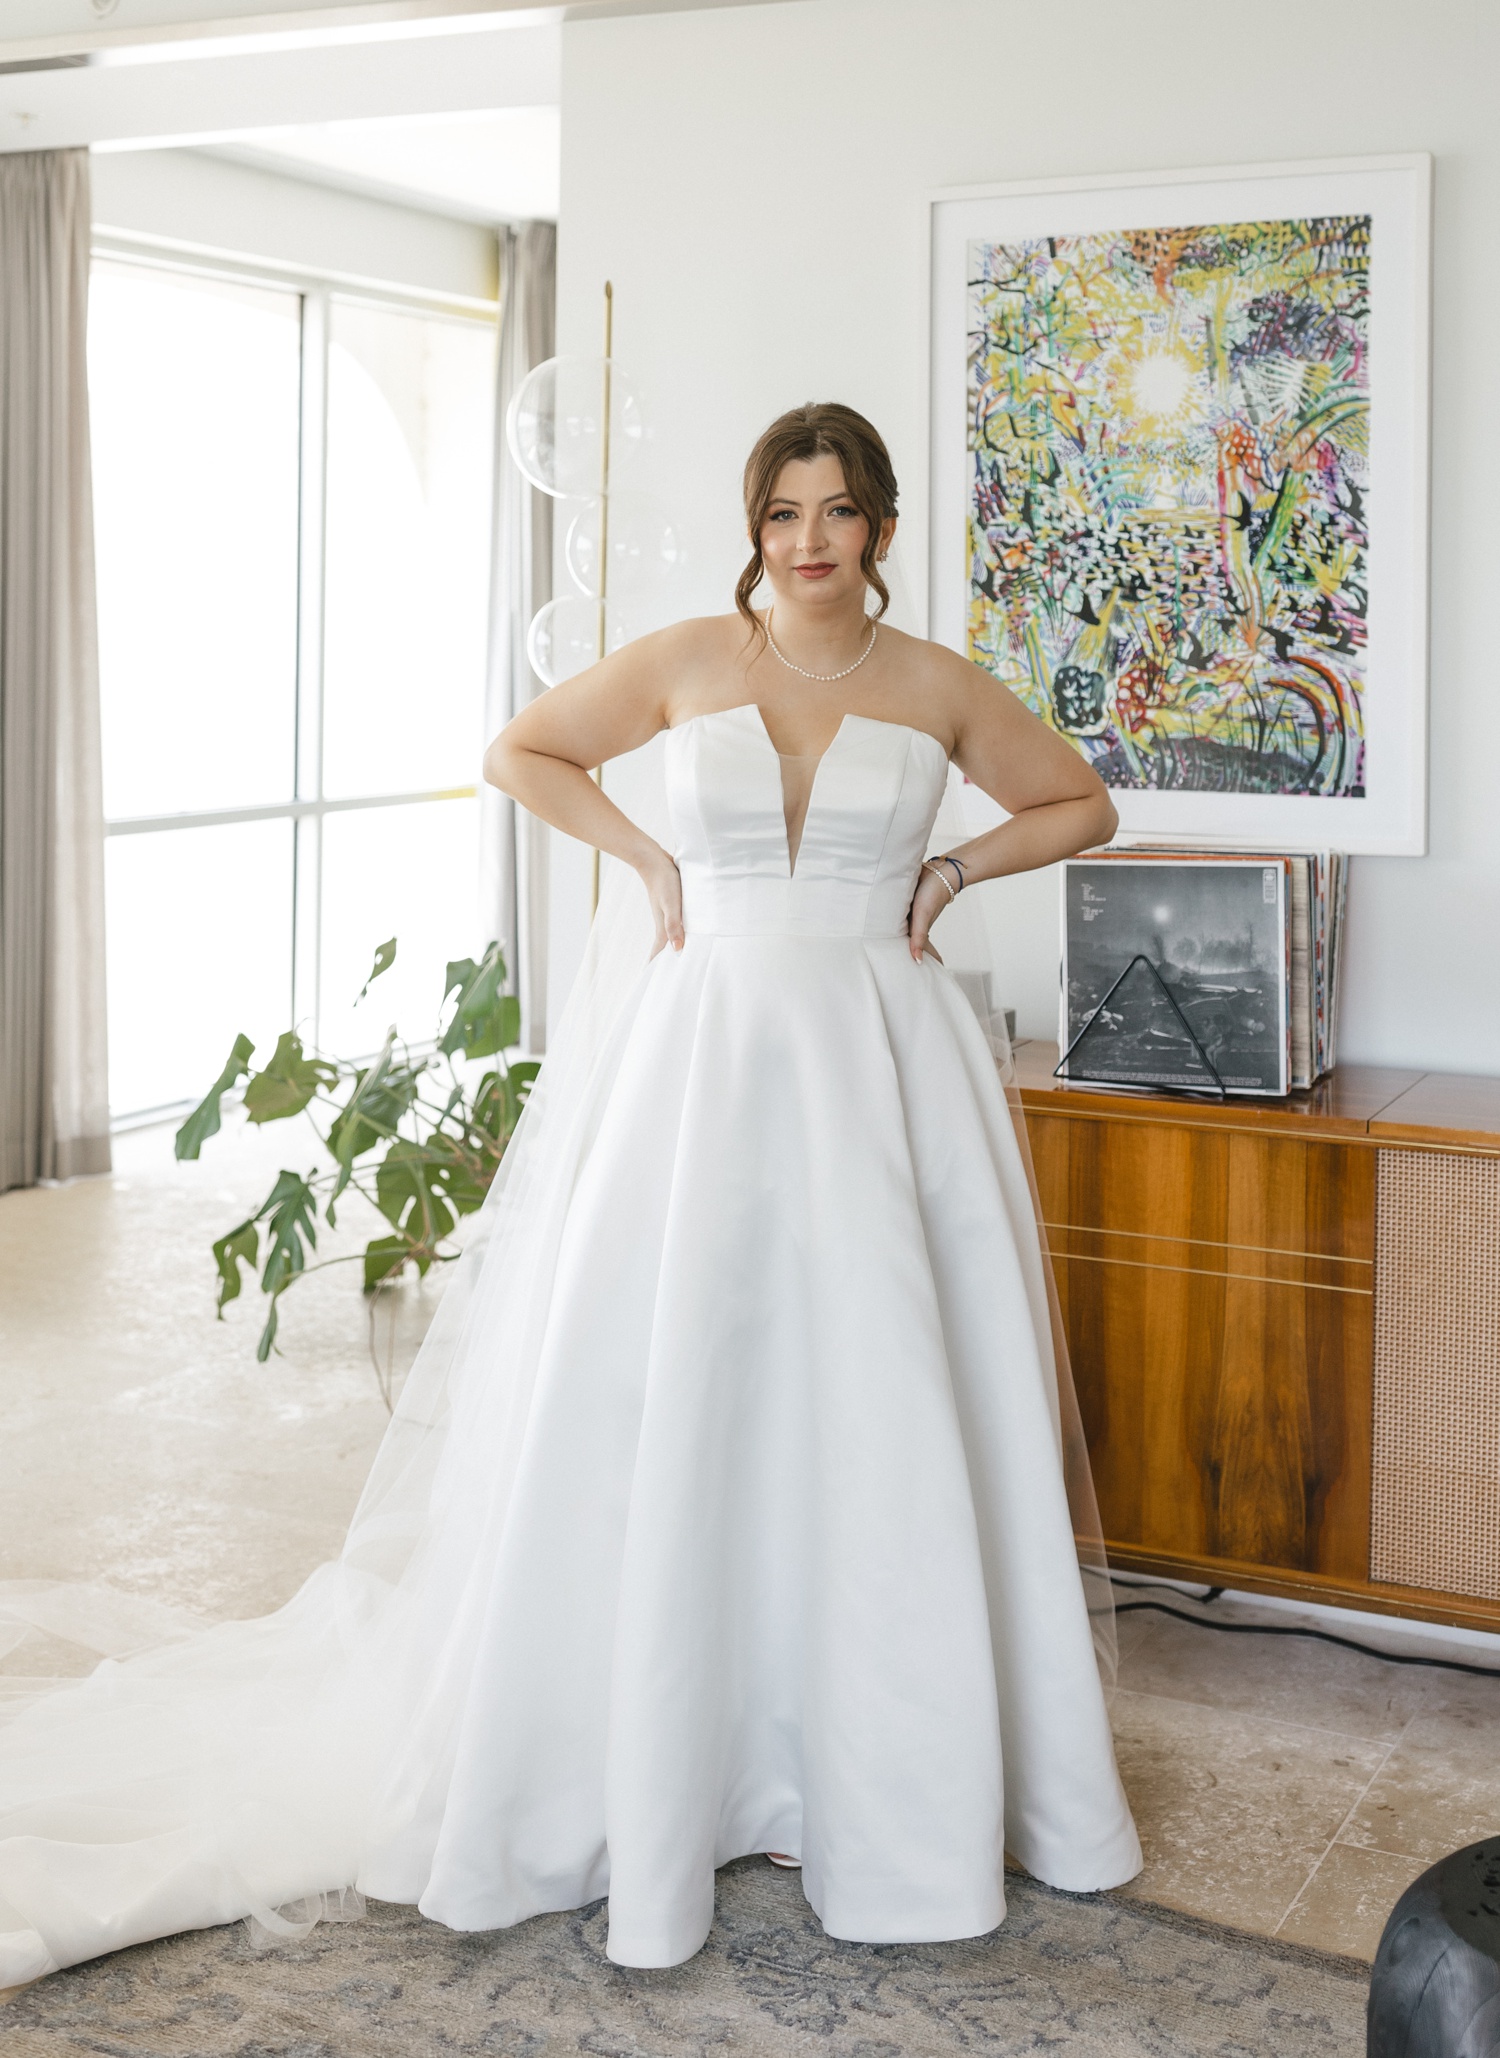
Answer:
[1109, 1575, 1500, 1680]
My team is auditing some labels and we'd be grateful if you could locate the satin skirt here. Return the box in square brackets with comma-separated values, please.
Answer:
[0, 933, 1139, 1985]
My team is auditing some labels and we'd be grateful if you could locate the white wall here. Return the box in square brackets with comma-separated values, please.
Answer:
[555, 0, 1500, 1073]
[93, 147, 498, 300]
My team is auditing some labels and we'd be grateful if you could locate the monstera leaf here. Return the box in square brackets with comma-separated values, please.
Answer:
[357, 937, 397, 1002]
[253, 1168, 320, 1362]
[326, 1038, 424, 1211]
[243, 1033, 337, 1125]
[258, 1169, 318, 1293]
[373, 1140, 456, 1272]
[175, 1035, 255, 1160]
[439, 945, 519, 1061]
[471, 1062, 539, 1146]
[212, 1218, 259, 1313]
[362, 1235, 411, 1291]
[186, 937, 532, 1396]
[422, 1129, 491, 1219]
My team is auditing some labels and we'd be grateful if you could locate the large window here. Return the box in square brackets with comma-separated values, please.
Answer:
[90, 254, 497, 1119]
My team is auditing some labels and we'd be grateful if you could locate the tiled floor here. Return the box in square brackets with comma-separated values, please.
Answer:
[3, 1119, 1499, 1966]
[1108, 1585, 1500, 1958]
[0, 1113, 422, 1626]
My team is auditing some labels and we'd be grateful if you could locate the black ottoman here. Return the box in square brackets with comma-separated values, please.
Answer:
[1369, 1838, 1500, 2056]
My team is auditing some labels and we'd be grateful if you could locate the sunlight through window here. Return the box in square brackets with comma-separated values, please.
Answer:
[91, 258, 497, 1121]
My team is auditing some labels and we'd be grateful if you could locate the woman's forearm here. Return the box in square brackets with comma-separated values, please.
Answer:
[942, 791, 1118, 885]
[485, 740, 665, 872]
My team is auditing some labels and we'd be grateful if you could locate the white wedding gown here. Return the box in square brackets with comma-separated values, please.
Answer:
[0, 704, 1140, 1989]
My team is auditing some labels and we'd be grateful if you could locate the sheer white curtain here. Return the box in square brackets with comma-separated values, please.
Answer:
[0, 149, 109, 1189]
[481, 220, 556, 1054]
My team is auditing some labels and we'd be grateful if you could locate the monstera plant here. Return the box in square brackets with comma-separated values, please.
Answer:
[174, 940, 535, 1388]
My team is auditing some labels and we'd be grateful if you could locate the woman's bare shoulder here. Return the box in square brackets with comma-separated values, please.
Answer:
[634, 611, 748, 652]
[620, 614, 759, 716]
[878, 624, 990, 703]
[619, 612, 751, 675]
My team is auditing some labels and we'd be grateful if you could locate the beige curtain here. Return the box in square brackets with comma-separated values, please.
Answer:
[0, 150, 110, 1189]
[481, 220, 555, 1055]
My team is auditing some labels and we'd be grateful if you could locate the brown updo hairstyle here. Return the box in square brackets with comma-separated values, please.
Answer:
[735, 402, 899, 637]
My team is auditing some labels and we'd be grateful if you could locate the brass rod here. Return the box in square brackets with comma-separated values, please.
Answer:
[591, 280, 614, 914]
[1046, 1249, 1373, 1296]
[1040, 1221, 1374, 1267]
[599, 280, 614, 638]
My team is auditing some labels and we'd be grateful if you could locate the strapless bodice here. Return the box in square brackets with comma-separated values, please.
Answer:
[664, 706, 950, 938]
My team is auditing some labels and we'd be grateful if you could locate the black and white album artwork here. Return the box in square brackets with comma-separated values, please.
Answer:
[1061, 859, 1289, 1095]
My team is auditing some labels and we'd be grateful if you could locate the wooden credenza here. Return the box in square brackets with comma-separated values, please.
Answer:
[1014, 1047, 1500, 1634]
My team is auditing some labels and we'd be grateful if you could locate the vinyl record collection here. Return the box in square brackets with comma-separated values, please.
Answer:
[1059, 850, 1348, 1098]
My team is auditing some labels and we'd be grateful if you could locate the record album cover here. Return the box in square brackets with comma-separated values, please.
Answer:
[1061, 860, 1290, 1094]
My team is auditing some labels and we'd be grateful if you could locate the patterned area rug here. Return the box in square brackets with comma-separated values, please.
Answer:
[3, 1859, 1367, 2056]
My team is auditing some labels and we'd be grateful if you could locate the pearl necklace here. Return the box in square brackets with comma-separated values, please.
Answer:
[765, 609, 877, 682]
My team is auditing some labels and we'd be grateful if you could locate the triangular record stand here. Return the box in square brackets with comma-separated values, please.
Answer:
[1055, 954, 1230, 1100]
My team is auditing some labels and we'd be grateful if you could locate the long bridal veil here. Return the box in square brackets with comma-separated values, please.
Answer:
[0, 839, 663, 1988]
[928, 769, 1119, 1695]
[0, 735, 1115, 1993]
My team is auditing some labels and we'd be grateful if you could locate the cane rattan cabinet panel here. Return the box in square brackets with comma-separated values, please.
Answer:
[1371, 1151, 1500, 1604]
[1014, 1047, 1500, 1634]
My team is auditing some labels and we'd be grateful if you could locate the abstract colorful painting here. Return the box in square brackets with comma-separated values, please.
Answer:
[967, 217, 1370, 796]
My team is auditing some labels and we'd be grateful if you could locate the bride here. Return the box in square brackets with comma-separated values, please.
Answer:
[0, 402, 1139, 1991]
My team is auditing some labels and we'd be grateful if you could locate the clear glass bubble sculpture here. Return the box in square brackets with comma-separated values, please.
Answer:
[525, 595, 630, 690]
[506, 356, 644, 501]
[563, 494, 684, 602]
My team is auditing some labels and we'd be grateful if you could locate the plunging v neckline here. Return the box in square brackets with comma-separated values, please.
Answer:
[665, 705, 945, 881]
[752, 707, 851, 877]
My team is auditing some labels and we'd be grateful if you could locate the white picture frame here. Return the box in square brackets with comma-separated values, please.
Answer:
[928, 155, 1431, 855]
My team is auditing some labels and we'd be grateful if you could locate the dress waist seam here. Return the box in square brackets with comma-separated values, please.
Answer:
[684, 928, 909, 942]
